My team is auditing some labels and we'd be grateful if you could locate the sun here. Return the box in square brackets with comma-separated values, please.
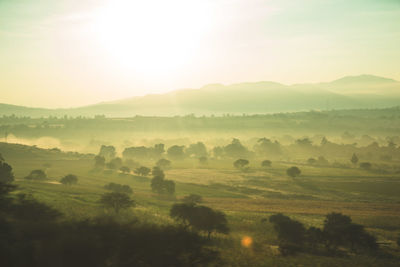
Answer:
[91, 0, 213, 75]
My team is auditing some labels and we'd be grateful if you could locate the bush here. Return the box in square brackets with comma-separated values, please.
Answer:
[261, 160, 272, 167]
[233, 159, 249, 170]
[25, 169, 47, 180]
[286, 167, 301, 178]
[60, 174, 78, 185]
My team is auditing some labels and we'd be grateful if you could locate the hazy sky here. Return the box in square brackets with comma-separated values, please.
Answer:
[1, 0, 400, 108]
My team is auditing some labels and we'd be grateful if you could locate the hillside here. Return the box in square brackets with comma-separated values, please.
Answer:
[0, 75, 399, 117]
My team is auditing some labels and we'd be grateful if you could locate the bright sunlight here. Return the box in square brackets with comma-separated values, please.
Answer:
[91, 0, 214, 75]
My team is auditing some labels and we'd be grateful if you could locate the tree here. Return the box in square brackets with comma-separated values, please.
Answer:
[164, 180, 176, 195]
[25, 169, 47, 180]
[94, 155, 106, 168]
[317, 156, 328, 165]
[156, 158, 171, 169]
[261, 160, 272, 168]
[134, 166, 151, 176]
[0, 157, 14, 184]
[212, 146, 224, 159]
[295, 138, 312, 146]
[254, 138, 281, 157]
[152, 166, 165, 179]
[170, 203, 229, 238]
[98, 145, 116, 160]
[322, 212, 377, 252]
[151, 167, 175, 195]
[186, 142, 208, 158]
[99, 192, 135, 214]
[306, 226, 323, 249]
[233, 159, 249, 170]
[351, 153, 359, 165]
[359, 162, 372, 170]
[269, 213, 306, 254]
[307, 158, 316, 165]
[104, 182, 133, 194]
[170, 203, 195, 228]
[224, 138, 249, 158]
[119, 166, 131, 174]
[286, 166, 301, 178]
[182, 194, 203, 205]
[60, 174, 78, 185]
[167, 145, 185, 160]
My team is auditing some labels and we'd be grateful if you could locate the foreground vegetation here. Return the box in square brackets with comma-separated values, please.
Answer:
[1, 135, 400, 266]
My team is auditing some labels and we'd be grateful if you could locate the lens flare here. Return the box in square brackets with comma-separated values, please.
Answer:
[241, 236, 253, 248]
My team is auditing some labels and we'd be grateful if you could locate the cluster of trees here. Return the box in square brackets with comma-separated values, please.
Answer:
[0, 155, 218, 266]
[170, 196, 229, 239]
[104, 182, 132, 194]
[151, 167, 175, 195]
[123, 142, 207, 161]
[269, 213, 378, 256]
[24, 169, 79, 185]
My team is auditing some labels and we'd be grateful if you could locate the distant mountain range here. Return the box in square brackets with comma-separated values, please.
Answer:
[1, 75, 399, 117]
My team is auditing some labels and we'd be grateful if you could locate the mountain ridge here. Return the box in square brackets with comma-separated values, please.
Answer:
[1, 75, 399, 117]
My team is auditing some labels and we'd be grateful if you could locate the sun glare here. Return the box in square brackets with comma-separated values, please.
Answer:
[91, 0, 214, 75]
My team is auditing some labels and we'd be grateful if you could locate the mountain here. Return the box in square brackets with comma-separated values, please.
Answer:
[1, 75, 399, 117]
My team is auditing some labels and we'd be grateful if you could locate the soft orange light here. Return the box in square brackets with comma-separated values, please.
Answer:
[241, 236, 253, 248]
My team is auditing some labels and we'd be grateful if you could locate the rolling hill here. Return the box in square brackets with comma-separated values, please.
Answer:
[0, 75, 399, 117]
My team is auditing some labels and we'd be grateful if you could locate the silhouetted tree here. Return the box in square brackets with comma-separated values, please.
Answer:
[254, 138, 282, 156]
[224, 138, 249, 158]
[134, 166, 151, 176]
[104, 183, 133, 194]
[307, 158, 316, 165]
[151, 167, 175, 195]
[286, 166, 301, 178]
[119, 166, 130, 174]
[351, 153, 359, 165]
[167, 145, 185, 160]
[269, 213, 306, 255]
[212, 146, 224, 159]
[60, 174, 78, 185]
[261, 160, 272, 167]
[25, 169, 47, 180]
[295, 138, 312, 146]
[0, 157, 14, 184]
[170, 203, 229, 238]
[98, 145, 116, 160]
[306, 226, 323, 250]
[99, 192, 135, 213]
[233, 159, 249, 170]
[322, 212, 377, 252]
[156, 158, 171, 169]
[186, 142, 208, 158]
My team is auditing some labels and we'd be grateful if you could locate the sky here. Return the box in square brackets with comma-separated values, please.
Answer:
[0, 0, 400, 108]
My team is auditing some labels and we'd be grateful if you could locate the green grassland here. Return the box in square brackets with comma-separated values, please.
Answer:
[1, 142, 400, 266]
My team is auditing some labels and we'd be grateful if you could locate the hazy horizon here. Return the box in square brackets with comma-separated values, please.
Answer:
[1, 0, 400, 108]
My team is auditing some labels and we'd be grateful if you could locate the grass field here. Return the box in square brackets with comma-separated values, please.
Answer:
[2, 142, 400, 266]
